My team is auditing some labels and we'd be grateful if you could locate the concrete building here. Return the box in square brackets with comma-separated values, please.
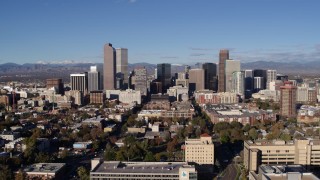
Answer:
[244, 139, 320, 172]
[252, 90, 280, 102]
[225, 60, 241, 92]
[90, 160, 197, 180]
[46, 78, 64, 95]
[157, 63, 172, 93]
[266, 70, 277, 90]
[202, 63, 217, 91]
[231, 71, 244, 95]
[218, 49, 229, 92]
[249, 165, 320, 180]
[167, 86, 189, 102]
[131, 67, 148, 96]
[175, 72, 189, 88]
[185, 134, 214, 165]
[297, 86, 308, 102]
[20, 163, 66, 180]
[116, 48, 128, 89]
[104, 43, 116, 90]
[188, 69, 205, 93]
[70, 73, 88, 95]
[65, 90, 82, 105]
[254, 69, 267, 89]
[88, 65, 101, 92]
[280, 81, 297, 117]
[194, 90, 239, 105]
[119, 89, 141, 105]
[90, 91, 105, 104]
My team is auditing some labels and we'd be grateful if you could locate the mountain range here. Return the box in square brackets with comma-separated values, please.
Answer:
[0, 61, 318, 83]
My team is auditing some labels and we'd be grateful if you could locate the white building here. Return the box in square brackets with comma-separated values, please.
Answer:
[225, 60, 241, 92]
[266, 70, 277, 90]
[231, 71, 244, 95]
[70, 73, 88, 95]
[119, 89, 141, 105]
[185, 134, 214, 165]
[167, 86, 189, 101]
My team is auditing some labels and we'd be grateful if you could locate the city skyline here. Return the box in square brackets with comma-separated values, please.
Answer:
[1, 0, 320, 64]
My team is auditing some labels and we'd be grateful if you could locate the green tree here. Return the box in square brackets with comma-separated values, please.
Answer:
[220, 134, 230, 144]
[280, 133, 291, 141]
[77, 166, 89, 180]
[144, 151, 156, 162]
[214, 122, 231, 133]
[116, 151, 126, 161]
[248, 128, 258, 140]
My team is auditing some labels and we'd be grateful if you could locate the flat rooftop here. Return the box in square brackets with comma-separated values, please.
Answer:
[92, 161, 190, 174]
[22, 163, 65, 173]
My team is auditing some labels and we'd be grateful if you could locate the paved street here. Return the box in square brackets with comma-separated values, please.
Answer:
[221, 164, 237, 180]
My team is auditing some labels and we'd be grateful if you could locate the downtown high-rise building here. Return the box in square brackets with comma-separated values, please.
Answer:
[280, 81, 297, 117]
[46, 78, 64, 95]
[253, 69, 267, 90]
[202, 63, 217, 91]
[131, 67, 148, 96]
[157, 63, 172, 93]
[231, 71, 245, 95]
[103, 43, 116, 90]
[266, 70, 277, 90]
[218, 49, 229, 92]
[188, 69, 205, 93]
[116, 48, 128, 89]
[88, 65, 101, 92]
[225, 59, 241, 92]
[244, 70, 254, 91]
[70, 73, 88, 95]
[254, 77, 264, 93]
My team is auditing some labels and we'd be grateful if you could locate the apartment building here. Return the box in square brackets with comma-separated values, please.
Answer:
[184, 134, 214, 165]
[244, 139, 320, 172]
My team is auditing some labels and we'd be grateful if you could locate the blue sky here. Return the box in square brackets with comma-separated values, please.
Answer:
[0, 0, 320, 65]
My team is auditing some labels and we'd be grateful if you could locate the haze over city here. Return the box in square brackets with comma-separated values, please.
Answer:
[1, 0, 320, 64]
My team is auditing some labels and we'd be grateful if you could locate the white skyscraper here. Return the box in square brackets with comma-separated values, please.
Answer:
[88, 66, 100, 92]
[116, 48, 128, 89]
[231, 71, 245, 95]
[225, 60, 241, 92]
[266, 70, 277, 90]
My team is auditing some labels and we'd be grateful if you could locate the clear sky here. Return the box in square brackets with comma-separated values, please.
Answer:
[0, 0, 320, 65]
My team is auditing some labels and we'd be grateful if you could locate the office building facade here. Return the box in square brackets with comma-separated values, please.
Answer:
[218, 49, 229, 92]
[280, 81, 297, 117]
[202, 63, 217, 91]
[88, 65, 101, 92]
[157, 63, 172, 93]
[104, 43, 116, 90]
[185, 134, 214, 165]
[116, 48, 128, 89]
[188, 69, 205, 93]
[231, 71, 244, 95]
[225, 60, 241, 92]
[70, 73, 88, 95]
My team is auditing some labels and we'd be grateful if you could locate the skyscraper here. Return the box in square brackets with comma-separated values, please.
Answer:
[116, 48, 128, 89]
[46, 78, 64, 95]
[157, 63, 171, 93]
[266, 70, 277, 90]
[131, 67, 148, 96]
[70, 73, 88, 95]
[280, 81, 297, 117]
[253, 69, 267, 89]
[202, 63, 217, 91]
[188, 69, 205, 93]
[231, 71, 244, 95]
[244, 70, 254, 91]
[218, 49, 229, 92]
[104, 43, 116, 90]
[254, 77, 264, 93]
[225, 60, 240, 92]
[88, 65, 101, 92]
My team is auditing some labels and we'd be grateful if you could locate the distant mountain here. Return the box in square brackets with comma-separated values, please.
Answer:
[0, 61, 319, 83]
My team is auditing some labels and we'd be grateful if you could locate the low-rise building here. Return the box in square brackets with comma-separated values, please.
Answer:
[249, 165, 320, 180]
[73, 141, 92, 150]
[0, 131, 20, 141]
[205, 104, 276, 125]
[185, 134, 214, 165]
[90, 159, 197, 180]
[297, 105, 320, 123]
[244, 139, 320, 172]
[194, 90, 239, 105]
[19, 163, 66, 180]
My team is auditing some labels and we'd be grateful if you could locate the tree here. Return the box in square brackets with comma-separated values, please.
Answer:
[230, 121, 243, 130]
[280, 133, 291, 141]
[167, 137, 178, 153]
[144, 151, 156, 162]
[214, 122, 231, 133]
[15, 170, 26, 180]
[248, 128, 258, 140]
[116, 151, 126, 161]
[220, 134, 230, 144]
[0, 165, 12, 180]
[77, 166, 89, 180]
[243, 124, 251, 132]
